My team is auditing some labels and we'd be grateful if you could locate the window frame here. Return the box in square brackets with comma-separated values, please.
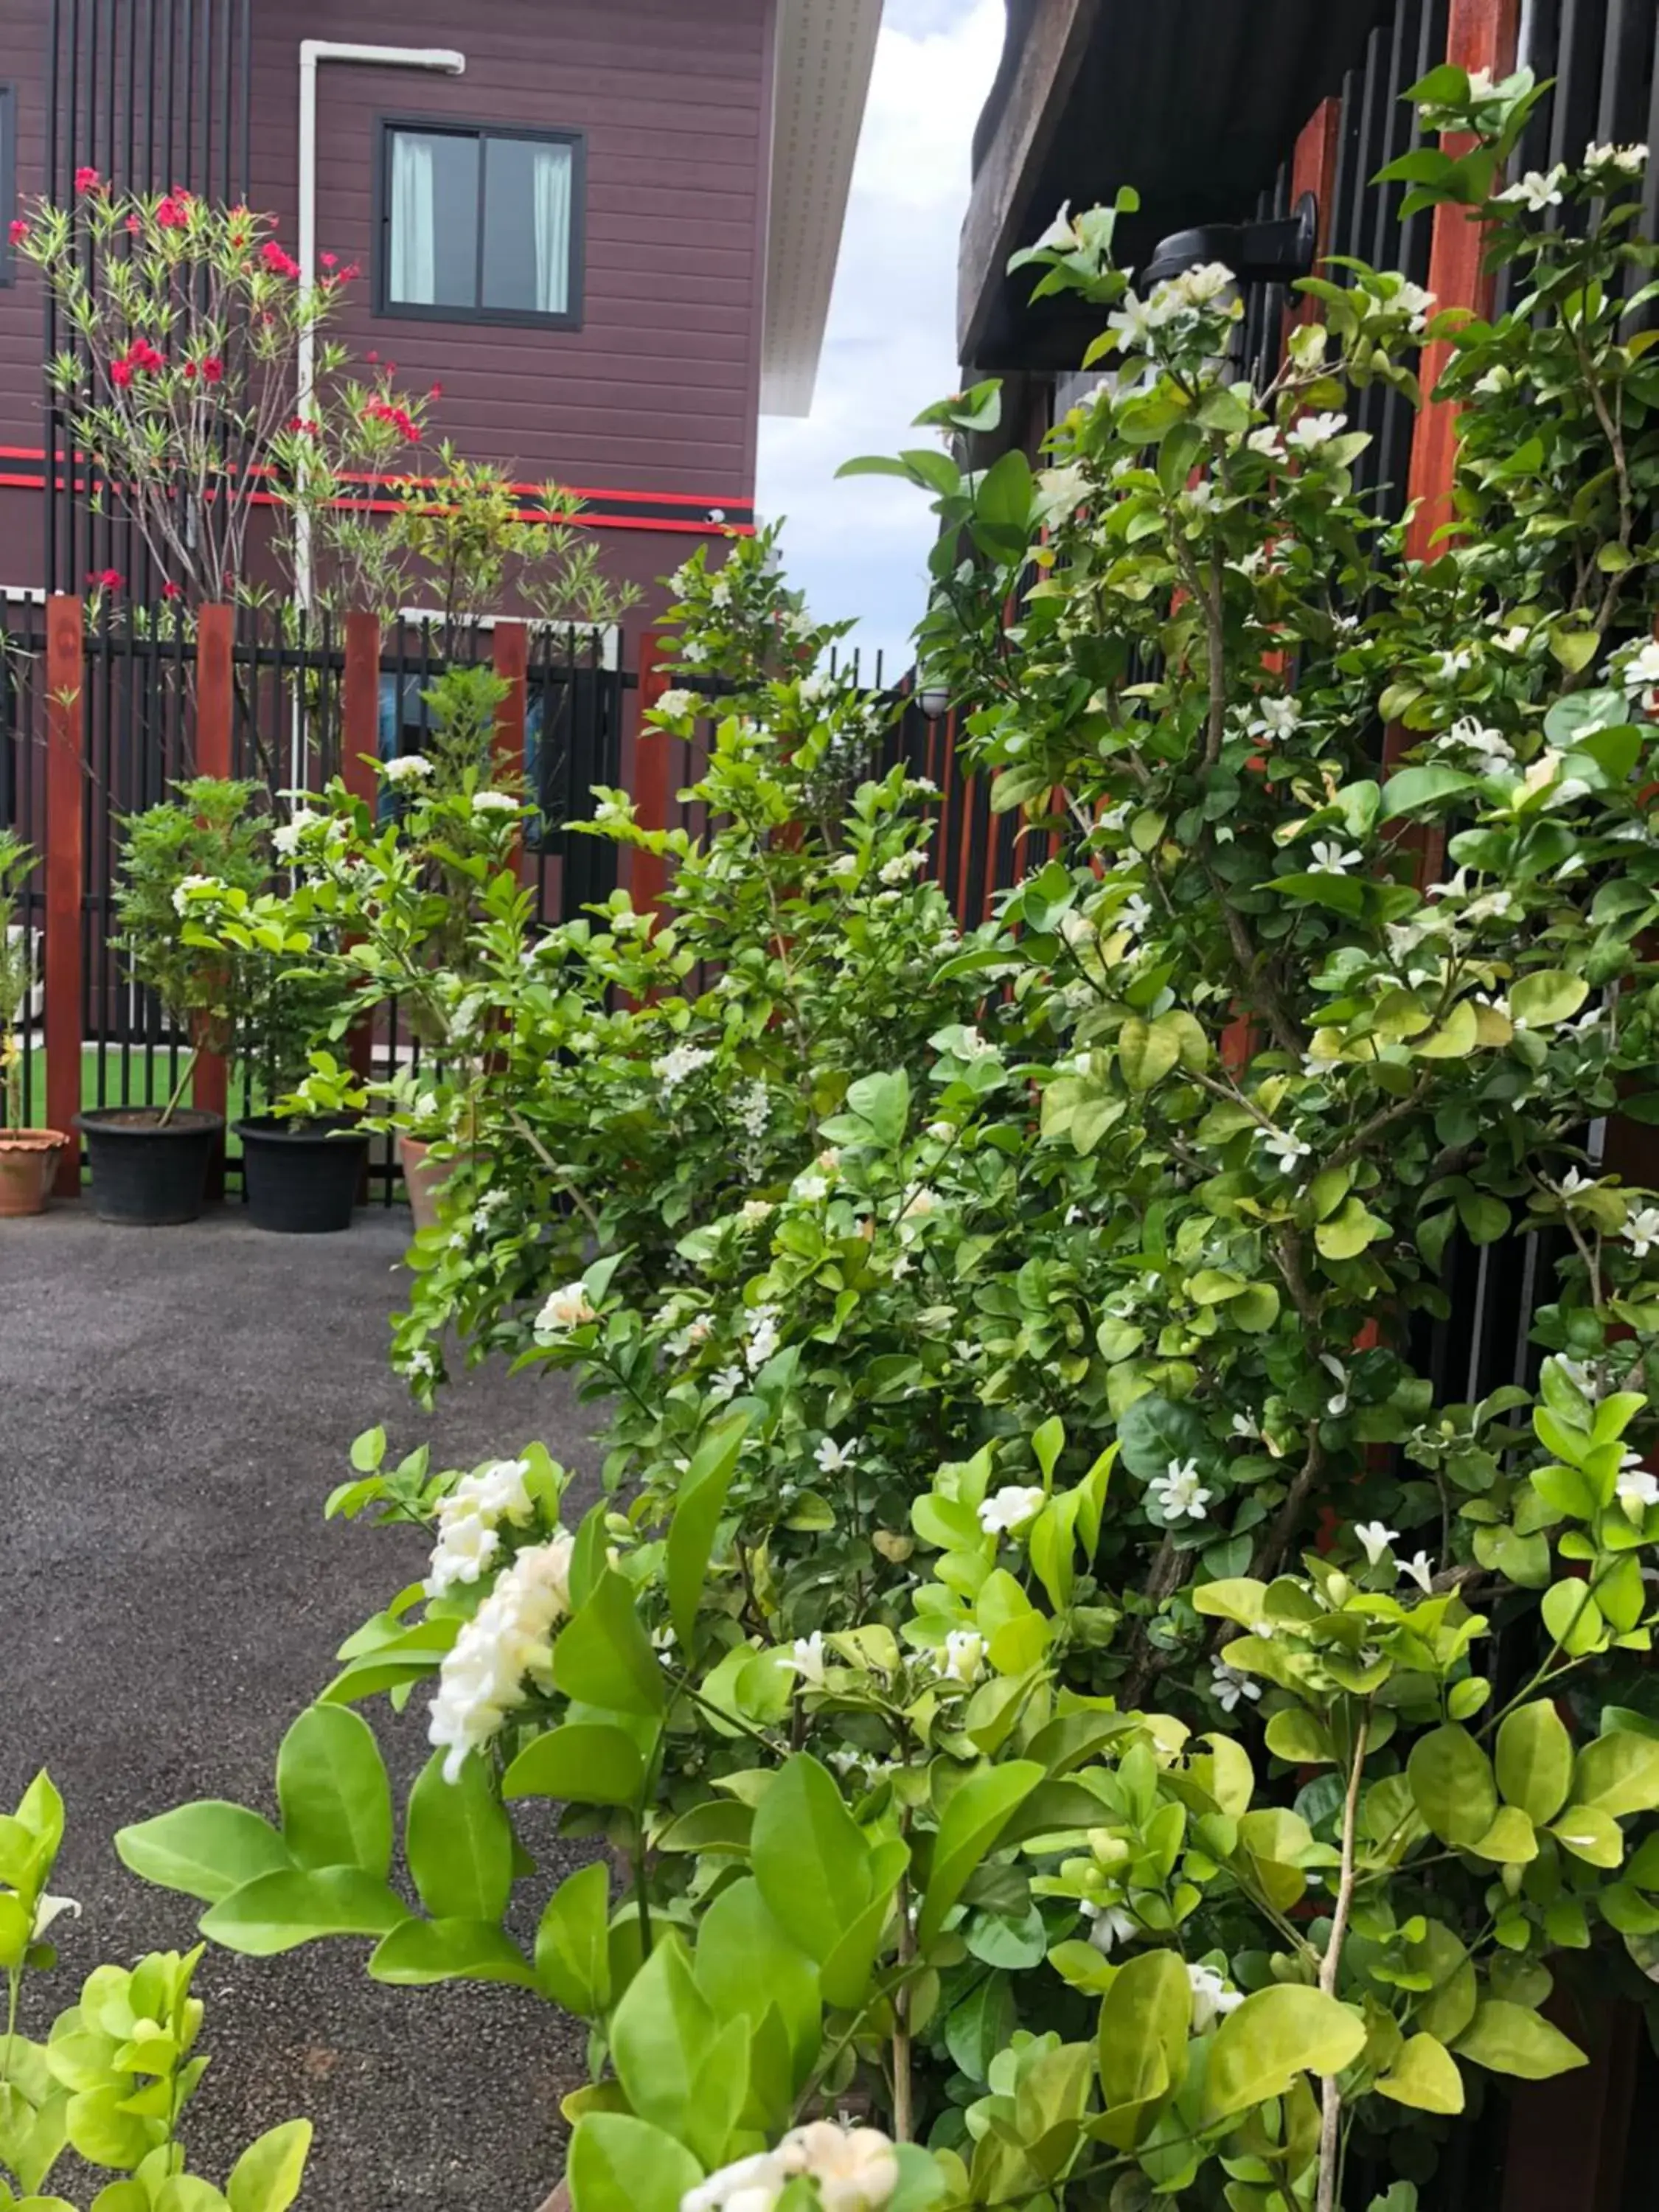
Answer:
[0, 88, 15, 287]
[372, 114, 587, 331]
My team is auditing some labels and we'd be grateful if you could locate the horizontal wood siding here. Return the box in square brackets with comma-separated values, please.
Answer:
[0, 6, 52, 473]
[251, 0, 771, 503]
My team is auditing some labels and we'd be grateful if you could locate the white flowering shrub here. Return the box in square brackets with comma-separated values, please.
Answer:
[109, 66, 1659, 2212]
[0, 1770, 313, 2207]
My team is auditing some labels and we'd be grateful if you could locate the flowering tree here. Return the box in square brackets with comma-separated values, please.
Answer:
[102, 65, 1659, 2212]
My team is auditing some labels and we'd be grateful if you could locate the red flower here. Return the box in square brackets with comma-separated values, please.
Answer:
[287, 415, 319, 435]
[259, 238, 301, 279]
[155, 193, 191, 230]
[161, 580, 182, 600]
[338, 262, 361, 282]
[428, 382, 443, 400]
[366, 350, 379, 364]
[110, 360, 134, 387]
[125, 213, 142, 234]
[320, 251, 337, 268]
[86, 568, 123, 590]
[182, 361, 198, 379]
[74, 166, 101, 194]
[8, 218, 27, 245]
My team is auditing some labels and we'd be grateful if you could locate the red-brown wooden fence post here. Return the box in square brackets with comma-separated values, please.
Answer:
[631, 629, 673, 917]
[44, 596, 83, 1195]
[493, 619, 529, 877]
[194, 604, 234, 1195]
[341, 612, 381, 1088]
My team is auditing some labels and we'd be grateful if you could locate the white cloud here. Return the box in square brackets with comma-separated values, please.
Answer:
[756, 0, 1004, 681]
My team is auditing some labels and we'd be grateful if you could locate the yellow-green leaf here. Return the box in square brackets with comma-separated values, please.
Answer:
[1375, 2032, 1465, 2115]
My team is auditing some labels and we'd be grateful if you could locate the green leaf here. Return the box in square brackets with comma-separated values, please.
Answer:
[1116, 1016, 1180, 1092]
[1509, 970, 1589, 1029]
[554, 1571, 666, 1717]
[64, 2086, 156, 2169]
[917, 1761, 1044, 1951]
[114, 1803, 293, 1906]
[1549, 1803, 1624, 1867]
[1495, 1703, 1573, 1825]
[502, 1722, 648, 1808]
[566, 2114, 704, 2212]
[1375, 2034, 1464, 2114]
[1202, 1987, 1367, 2122]
[694, 1877, 821, 2085]
[1408, 1726, 1497, 1848]
[609, 1939, 714, 2147]
[535, 1862, 613, 2017]
[1543, 1578, 1607, 1658]
[274, 1705, 393, 1877]
[199, 1867, 408, 1955]
[226, 2121, 313, 2212]
[1381, 765, 1480, 818]
[1116, 1394, 1208, 1484]
[1454, 2000, 1587, 2080]
[1265, 1709, 1336, 1765]
[751, 1755, 872, 1964]
[843, 1069, 911, 1145]
[1572, 1730, 1659, 1816]
[1470, 1806, 1537, 1864]
[405, 1751, 514, 1923]
[369, 1916, 537, 1987]
[1097, 1949, 1190, 2110]
[155, 2183, 229, 2212]
[666, 1411, 750, 1653]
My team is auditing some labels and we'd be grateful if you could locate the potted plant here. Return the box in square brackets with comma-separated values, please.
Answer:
[0, 831, 69, 1215]
[77, 778, 266, 1224]
[229, 930, 367, 1236]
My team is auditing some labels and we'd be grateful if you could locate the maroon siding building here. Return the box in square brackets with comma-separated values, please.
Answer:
[0, 0, 880, 630]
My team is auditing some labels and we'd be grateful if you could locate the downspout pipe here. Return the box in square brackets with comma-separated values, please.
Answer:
[295, 41, 465, 622]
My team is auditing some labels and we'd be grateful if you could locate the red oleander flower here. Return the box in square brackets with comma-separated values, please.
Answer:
[259, 239, 301, 278]
[155, 194, 190, 229]
[161, 580, 181, 600]
[110, 360, 134, 387]
[202, 357, 223, 383]
[429, 382, 443, 400]
[338, 263, 361, 282]
[125, 213, 142, 234]
[320, 251, 336, 268]
[366, 350, 379, 364]
[287, 415, 319, 435]
[74, 166, 101, 193]
[182, 361, 197, 379]
[8, 218, 26, 245]
[87, 568, 123, 590]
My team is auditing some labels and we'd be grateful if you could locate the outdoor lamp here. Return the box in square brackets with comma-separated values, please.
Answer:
[918, 684, 951, 721]
[1141, 191, 1319, 289]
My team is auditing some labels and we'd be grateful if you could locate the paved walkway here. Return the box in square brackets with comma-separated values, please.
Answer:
[0, 1205, 597, 2211]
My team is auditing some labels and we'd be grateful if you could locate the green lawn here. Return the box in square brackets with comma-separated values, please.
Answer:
[18, 1046, 254, 1128]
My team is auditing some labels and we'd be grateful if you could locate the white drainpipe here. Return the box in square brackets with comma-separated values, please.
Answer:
[294, 41, 465, 625]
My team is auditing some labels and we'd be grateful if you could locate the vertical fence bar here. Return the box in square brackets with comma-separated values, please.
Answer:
[44, 597, 84, 1192]
[493, 619, 529, 877]
[631, 630, 673, 917]
[342, 613, 380, 1093]
[193, 603, 233, 1192]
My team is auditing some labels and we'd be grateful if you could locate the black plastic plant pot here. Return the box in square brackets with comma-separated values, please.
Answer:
[234, 1115, 369, 1235]
[74, 1107, 223, 1226]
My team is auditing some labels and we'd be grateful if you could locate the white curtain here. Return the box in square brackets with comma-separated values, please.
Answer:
[391, 134, 437, 305]
[532, 145, 572, 314]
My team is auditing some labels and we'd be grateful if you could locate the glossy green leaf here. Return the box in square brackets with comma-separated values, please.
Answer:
[535, 1861, 613, 2017]
[199, 1866, 408, 1955]
[274, 1705, 392, 1877]
[566, 2113, 703, 2212]
[1495, 1703, 1573, 1825]
[406, 1750, 514, 1922]
[693, 1877, 820, 2084]
[369, 1916, 537, 1988]
[1408, 1725, 1498, 1848]
[1096, 1948, 1189, 2112]
[1202, 1987, 1367, 2122]
[751, 1754, 871, 1963]
[609, 1939, 714, 2145]
[917, 1761, 1044, 1951]
[1375, 2033, 1464, 2114]
[502, 1722, 648, 1809]
[1572, 1729, 1659, 1816]
[554, 1571, 667, 1717]
[114, 1803, 293, 1906]
[666, 1411, 750, 1653]
[226, 2121, 313, 2212]
[1454, 2000, 1587, 2080]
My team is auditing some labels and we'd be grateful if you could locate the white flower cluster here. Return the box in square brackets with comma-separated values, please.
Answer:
[682, 2121, 899, 2212]
[271, 807, 324, 859]
[425, 1457, 535, 1597]
[381, 752, 434, 785]
[653, 688, 700, 723]
[1584, 140, 1646, 175]
[428, 1533, 574, 1781]
[170, 872, 223, 916]
[535, 1281, 597, 1336]
[1287, 410, 1348, 455]
[878, 848, 928, 886]
[592, 793, 634, 828]
[653, 1043, 716, 1093]
[743, 1304, 782, 1371]
[734, 1079, 771, 1141]
[1434, 715, 1514, 776]
[471, 790, 519, 815]
[1496, 165, 1565, 211]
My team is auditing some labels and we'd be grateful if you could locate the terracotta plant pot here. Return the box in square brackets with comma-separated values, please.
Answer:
[534, 2186, 569, 2212]
[398, 1133, 471, 1233]
[0, 1128, 69, 1217]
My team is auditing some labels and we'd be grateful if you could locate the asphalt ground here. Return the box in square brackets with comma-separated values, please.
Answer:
[0, 1203, 600, 2211]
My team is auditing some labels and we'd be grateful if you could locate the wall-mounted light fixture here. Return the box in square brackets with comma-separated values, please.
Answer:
[1141, 191, 1319, 290]
[917, 685, 951, 722]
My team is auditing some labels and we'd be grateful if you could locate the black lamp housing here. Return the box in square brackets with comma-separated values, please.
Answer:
[1140, 190, 1319, 290]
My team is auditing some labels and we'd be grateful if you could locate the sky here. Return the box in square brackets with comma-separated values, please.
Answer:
[755, 0, 1005, 680]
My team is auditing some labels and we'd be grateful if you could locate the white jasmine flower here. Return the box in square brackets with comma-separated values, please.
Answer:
[1431, 648, 1473, 681]
[425, 1511, 501, 1596]
[1391, 278, 1436, 330]
[1400, 1550, 1436, 1594]
[1618, 1467, 1659, 1517]
[740, 1197, 773, 1229]
[815, 1436, 857, 1474]
[592, 793, 634, 827]
[428, 1534, 574, 1781]
[666, 1313, 714, 1355]
[653, 1043, 716, 1092]
[1627, 1206, 1659, 1259]
[1246, 425, 1284, 459]
[1286, 410, 1348, 454]
[939, 1629, 987, 1685]
[1467, 67, 1496, 99]
[926, 1119, 955, 1141]
[878, 849, 926, 885]
[1308, 838, 1361, 874]
[471, 790, 518, 814]
[978, 1484, 1047, 1536]
[1229, 1413, 1258, 1440]
[1558, 1167, 1596, 1198]
[1357, 1646, 1384, 1669]
[1119, 892, 1154, 935]
[1617, 641, 1659, 694]
[1497, 165, 1566, 210]
[271, 807, 322, 858]
[902, 1186, 940, 1221]
[1585, 140, 1647, 174]
[1035, 198, 1077, 250]
[793, 1172, 830, 1203]
[784, 1631, 828, 1689]
[535, 1281, 597, 1335]
[1211, 1658, 1261, 1714]
[1354, 1520, 1400, 1567]
[743, 1304, 782, 1371]
[652, 687, 700, 722]
[381, 752, 434, 785]
[1188, 1962, 1245, 2034]
[1081, 1900, 1139, 1954]
[1320, 1354, 1351, 1416]
[170, 872, 221, 914]
[1248, 695, 1301, 742]
[1105, 291, 1158, 349]
[31, 1893, 80, 1939]
[1261, 1127, 1312, 1177]
[1440, 715, 1514, 773]
[708, 1364, 745, 1404]
[1149, 1457, 1211, 1522]
[957, 1026, 999, 1059]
